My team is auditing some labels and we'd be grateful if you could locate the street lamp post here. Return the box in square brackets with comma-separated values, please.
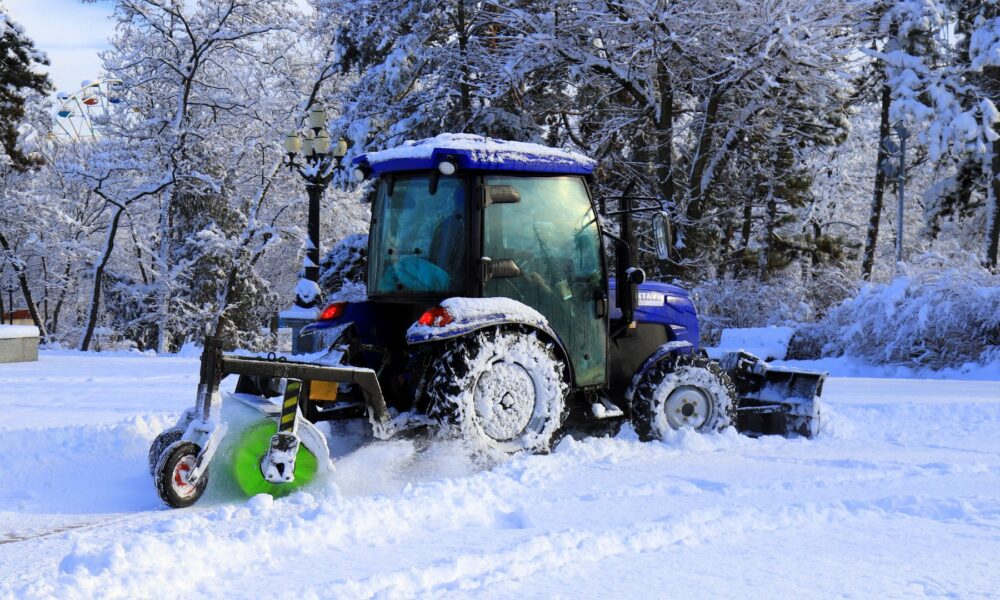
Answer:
[282, 104, 348, 309]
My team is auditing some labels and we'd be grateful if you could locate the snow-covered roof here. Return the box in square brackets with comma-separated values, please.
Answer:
[354, 133, 595, 176]
[0, 325, 39, 339]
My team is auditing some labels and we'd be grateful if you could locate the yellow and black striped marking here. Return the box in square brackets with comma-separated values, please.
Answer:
[280, 379, 301, 432]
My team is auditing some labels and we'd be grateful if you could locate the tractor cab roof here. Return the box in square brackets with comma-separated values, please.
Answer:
[353, 133, 595, 177]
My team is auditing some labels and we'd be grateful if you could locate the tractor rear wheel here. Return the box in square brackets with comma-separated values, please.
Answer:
[628, 353, 737, 441]
[427, 327, 568, 455]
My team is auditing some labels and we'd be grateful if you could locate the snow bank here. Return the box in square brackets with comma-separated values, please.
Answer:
[801, 255, 1000, 369]
[0, 325, 39, 339]
[706, 326, 794, 361]
[777, 354, 1000, 381]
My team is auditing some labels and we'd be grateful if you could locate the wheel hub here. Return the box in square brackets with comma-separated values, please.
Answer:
[664, 385, 711, 430]
[171, 455, 199, 499]
[474, 361, 535, 442]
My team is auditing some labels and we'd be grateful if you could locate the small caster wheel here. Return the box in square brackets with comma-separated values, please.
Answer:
[148, 426, 185, 476]
[155, 440, 208, 508]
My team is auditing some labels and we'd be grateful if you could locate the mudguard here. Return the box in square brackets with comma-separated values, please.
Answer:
[405, 297, 563, 346]
[404, 297, 574, 382]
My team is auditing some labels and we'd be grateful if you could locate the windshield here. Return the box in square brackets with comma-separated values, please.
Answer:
[369, 174, 468, 295]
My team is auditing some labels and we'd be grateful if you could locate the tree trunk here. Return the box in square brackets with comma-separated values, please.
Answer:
[686, 91, 721, 224]
[861, 82, 892, 281]
[986, 138, 1000, 268]
[80, 205, 125, 351]
[50, 259, 72, 335]
[655, 63, 675, 206]
[455, 0, 473, 129]
[155, 196, 173, 354]
[757, 184, 777, 282]
[0, 231, 48, 338]
[681, 90, 721, 274]
[727, 193, 755, 278]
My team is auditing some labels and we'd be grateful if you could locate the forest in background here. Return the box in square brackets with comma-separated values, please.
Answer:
[1, 0, 998, 368]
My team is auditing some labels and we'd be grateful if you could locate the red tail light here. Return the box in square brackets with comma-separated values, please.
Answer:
[417, 306, 454, 327]
[319, 302, 346, 321]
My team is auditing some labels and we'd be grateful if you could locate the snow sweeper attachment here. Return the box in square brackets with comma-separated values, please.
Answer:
[148, 335, 390, 508]
[722, 351, 825, 438]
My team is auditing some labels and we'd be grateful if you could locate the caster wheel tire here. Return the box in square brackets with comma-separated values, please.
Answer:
[147, 426, 185, 476]
[155, 440, 209, 508]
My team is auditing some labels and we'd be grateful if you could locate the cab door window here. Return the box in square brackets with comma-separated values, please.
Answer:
[483, 175, 606, 386]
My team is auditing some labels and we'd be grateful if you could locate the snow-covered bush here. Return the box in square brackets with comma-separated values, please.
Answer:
[806, 253, 1000, 369]
[318, 234, 368, 302]
[692, 278, 815, 346]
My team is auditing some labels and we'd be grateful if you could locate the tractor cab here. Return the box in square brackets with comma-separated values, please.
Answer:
[351, 135, 617, 391]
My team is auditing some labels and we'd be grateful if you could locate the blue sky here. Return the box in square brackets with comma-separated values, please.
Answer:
[6, 0, 113, 94]
[6, 1, 312, 96]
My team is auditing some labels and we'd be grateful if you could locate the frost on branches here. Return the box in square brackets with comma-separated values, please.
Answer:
[1, 0, 998, 368]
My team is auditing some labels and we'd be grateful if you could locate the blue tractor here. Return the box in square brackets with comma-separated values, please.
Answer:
[149, 134, 824, 508]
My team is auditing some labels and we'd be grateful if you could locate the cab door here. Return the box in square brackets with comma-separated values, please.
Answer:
[481, 175, 608, 387]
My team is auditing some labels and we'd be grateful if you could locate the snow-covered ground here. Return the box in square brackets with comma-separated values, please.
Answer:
[1, 351, 998, 599]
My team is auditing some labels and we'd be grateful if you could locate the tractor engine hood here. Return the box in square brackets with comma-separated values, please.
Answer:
[609, 279, 700, 349]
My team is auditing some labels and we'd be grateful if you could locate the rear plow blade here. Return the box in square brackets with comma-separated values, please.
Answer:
[720, 351, 826, 438]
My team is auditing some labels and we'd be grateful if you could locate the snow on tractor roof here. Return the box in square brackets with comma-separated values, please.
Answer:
[354, 133, 596, 176]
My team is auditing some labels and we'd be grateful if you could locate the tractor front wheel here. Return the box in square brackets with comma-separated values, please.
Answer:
[628, 353, 737, 441]
[154, 440, 209, 508]
[427, 327, 568, 456]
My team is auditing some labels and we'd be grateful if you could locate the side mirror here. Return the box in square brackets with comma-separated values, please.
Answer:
[652, 211, 673, 261]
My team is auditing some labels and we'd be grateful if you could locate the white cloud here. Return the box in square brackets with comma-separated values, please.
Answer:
[5, 0, 113, 94]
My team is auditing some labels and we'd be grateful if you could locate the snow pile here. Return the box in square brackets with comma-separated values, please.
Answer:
[361, 133, 596, 170]
[803, 254, 1000, 369]
[278, 304, 319, 321]
[706, 326, 795, 361]
[327, 281, 367, 303]
[0, 325, 39, 339]
[294, 279, 322, 305]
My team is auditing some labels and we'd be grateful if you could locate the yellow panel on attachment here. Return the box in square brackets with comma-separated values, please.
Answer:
[309, 380, 339, 402]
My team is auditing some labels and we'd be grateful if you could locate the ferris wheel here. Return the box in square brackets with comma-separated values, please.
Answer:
[52, 78, 125, 141]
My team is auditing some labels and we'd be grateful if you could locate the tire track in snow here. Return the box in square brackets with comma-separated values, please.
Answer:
[314, 493, 1000, 599]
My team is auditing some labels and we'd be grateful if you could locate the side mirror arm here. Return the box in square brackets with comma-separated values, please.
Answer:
[601, 229, 639, 334]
